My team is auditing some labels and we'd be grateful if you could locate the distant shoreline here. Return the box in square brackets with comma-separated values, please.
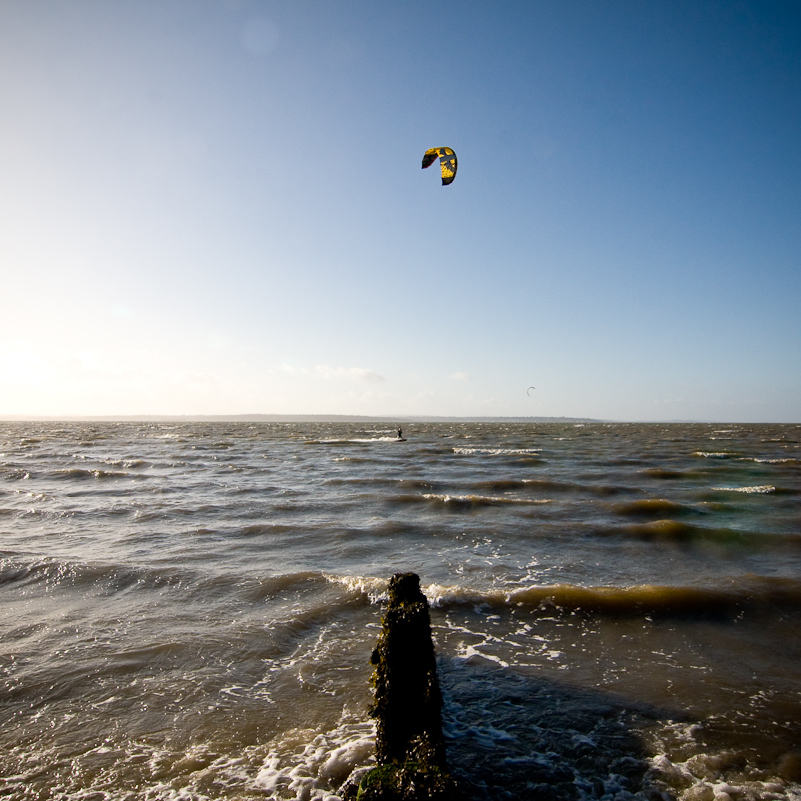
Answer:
[2, 415, 794, 424]
[0, 414, 603, 423]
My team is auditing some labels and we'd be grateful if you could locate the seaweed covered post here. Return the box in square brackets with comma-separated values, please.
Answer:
[352, 572, 460, 800]
[372, 572, 446, 766]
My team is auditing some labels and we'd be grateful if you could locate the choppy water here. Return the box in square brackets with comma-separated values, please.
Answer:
[1, 421, 800, 801]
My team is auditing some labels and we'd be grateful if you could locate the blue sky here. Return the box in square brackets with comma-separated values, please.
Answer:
[1, 0, 800, 421]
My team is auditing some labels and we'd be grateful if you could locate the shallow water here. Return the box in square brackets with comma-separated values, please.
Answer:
[1, 421, 800, 800]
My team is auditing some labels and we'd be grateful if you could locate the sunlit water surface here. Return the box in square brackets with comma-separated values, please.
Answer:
[1, 421, 800, 800]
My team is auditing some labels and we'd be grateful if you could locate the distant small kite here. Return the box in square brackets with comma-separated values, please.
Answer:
[527, 387, 536, 396]
[422, 147, 457, 185]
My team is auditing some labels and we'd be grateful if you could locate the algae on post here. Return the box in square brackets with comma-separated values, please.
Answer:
[346, 572, 459, 801]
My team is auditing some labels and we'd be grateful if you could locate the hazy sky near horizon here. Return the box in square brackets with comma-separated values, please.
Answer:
[2, 0, 800, 421]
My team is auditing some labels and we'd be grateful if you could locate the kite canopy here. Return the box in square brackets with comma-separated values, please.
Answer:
[422, 147, 457, 185]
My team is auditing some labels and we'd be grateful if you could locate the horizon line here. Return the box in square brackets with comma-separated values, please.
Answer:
[1, 414, 797, 424]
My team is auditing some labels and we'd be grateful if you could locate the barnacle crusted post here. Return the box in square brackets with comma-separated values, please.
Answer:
[348, 572, 459, 800]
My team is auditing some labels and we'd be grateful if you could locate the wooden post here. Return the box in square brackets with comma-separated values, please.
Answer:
[346, 572, 460, 800]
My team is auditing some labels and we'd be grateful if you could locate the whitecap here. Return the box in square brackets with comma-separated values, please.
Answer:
[712, 485, 776, 494]
[325, 574, 388, 604]
[452, 447, 542, 456]
[422, 493, 551, 505]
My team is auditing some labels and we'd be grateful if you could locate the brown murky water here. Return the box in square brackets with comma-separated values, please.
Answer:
[2, 421, 800, 799]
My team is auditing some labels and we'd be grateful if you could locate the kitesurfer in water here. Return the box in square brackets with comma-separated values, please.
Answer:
[397, 427, 403, 440]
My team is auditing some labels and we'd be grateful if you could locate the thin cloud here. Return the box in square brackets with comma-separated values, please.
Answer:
[280, 363, 385, 382]
[316, 365, 385, 382]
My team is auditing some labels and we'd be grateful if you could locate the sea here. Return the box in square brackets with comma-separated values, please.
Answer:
[1, 420, 800, 801]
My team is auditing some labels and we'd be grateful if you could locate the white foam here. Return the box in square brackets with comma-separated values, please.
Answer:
[142, 783, 216, 800]
[422, 493, 551, 505]
[455, 642, 510, 669]
[254, 714, 375, 800]
[452, 447, 542, 455]
[423, 582, 467, 608]
[712, 485, 776, 494]
[647, 746, 801, 801]
[319, 437, 399, 444]
[325, 574, 388, 604]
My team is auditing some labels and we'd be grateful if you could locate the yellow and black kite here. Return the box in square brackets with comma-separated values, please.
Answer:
[421, 147, 457, 185]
